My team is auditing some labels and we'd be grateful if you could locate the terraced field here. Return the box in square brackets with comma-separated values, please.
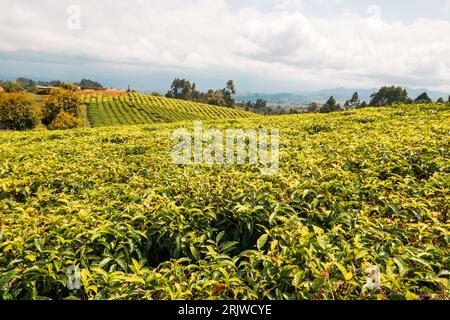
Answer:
[80, 93, 253, 127]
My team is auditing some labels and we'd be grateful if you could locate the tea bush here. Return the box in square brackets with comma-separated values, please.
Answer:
[0, 103, 448, 300]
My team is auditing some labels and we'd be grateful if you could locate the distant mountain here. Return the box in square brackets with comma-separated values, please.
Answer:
[237, 87, 449, 106]
[235, 92, 309, 106]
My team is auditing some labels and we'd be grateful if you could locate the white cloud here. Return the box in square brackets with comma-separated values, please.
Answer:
[0, 0, 450, 90]
[274, 0, 304, 11]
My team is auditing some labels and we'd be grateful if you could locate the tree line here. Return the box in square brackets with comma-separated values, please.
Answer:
[239, 99, 302, 115]
[307, 86, 449, 114]
[0, 78, 103, 93]
[163, 79, 236, 107]
[161, 80, 304, 115]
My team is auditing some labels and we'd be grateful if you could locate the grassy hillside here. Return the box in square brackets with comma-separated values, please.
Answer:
[80, 92, 254, 127]
[0, 104, 448, 300]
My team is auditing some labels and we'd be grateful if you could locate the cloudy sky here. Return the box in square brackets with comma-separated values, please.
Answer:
[1, 0, 450, 92]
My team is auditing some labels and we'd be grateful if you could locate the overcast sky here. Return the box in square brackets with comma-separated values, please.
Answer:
[1, 0, 450, 92]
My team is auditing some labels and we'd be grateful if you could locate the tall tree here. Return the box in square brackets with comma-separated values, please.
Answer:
[348, 92, 360, 108]
[307, 102, 319, 113]
[221, 80, 236, 107]
[166, 78, 192, 100]
[191, 82, 200, 101]
[369, 86, 409, 106]
[414, 92, 432, 104]
[320, 96, 341, 113]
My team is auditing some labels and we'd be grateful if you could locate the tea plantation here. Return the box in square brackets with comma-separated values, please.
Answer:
[81, 93, 253, 127]
[0, 103, 449, 300]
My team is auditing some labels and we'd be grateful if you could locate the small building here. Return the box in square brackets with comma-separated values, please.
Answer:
[36, 86, 58, 95]
[79, 86, 105, 91]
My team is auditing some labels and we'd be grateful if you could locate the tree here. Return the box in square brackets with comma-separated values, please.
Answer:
[414, 92, 432, 104]
[38, 80, 63, 88]
[345, 92, 360, 109]
[244, 99, 269, 114]
[320, 96, 341, 113]
[344, 92, 362, 109]
[344, 100, 350, 109]
[448, 95, 450, 103]
[359, 101, 368, 109]
[255, 99, 267, 109]
[165, 78, 237, 107]
[79, 79, 103, 88]
[16, 78, 36, 92]
[42, 89, 80, 126]
[437, 97, 444, 103]
[181, 81, 192, 100]
[0, 93, 40, 130]
[191, 83, 200, 101]
[307, 102, 319, 113]
[207, 90, 223, 106]
[369, 86, 409, 106]
[221, 80, 236, 107]
[166, 78, 192, 100]
[0, 81, 22, 93]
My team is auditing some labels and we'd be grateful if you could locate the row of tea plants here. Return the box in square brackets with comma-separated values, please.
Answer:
[81, 93, 253, 127]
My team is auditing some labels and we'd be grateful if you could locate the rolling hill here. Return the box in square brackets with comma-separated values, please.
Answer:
[80, 92, 254, 127]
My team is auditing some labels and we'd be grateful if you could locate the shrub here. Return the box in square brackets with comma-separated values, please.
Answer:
[48, 111, 81, 130]
[42, 89, 80, 125]
[62, 82, 79, 91]
[0, 93, 40, 130]
[0, 81, 22, 93]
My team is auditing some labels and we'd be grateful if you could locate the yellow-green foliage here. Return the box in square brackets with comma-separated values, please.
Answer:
[42, 89, 80, 126]
[48, 111, 82, 130]
[0, 104, 448, 300]
[61, 83, 78, 91]
[81, 92, 253, 127]
[0, 93, 41, 131]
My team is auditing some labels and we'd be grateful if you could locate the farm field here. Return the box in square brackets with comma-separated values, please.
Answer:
[80, 92, 254, 127]
[0, 103, 449, 300]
